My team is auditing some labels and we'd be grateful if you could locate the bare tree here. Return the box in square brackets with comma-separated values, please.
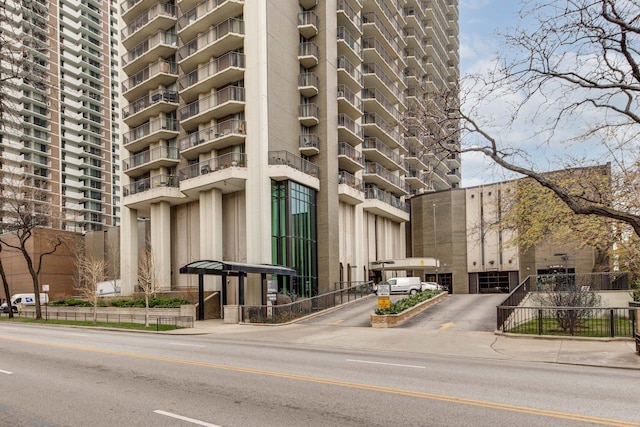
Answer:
[0, 245, 14, 318]
[75, 255, 107, 323]
[137, 242, 158, 327]
[430, 1, 640, 239]
[0, 182, 63, 319]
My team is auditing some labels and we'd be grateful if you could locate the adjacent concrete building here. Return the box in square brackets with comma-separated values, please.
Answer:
[118, 0, 461, 306]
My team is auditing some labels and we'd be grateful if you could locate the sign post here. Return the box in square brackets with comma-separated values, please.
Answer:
[42, 284, 49, 321]
[377, 283, 391, 310]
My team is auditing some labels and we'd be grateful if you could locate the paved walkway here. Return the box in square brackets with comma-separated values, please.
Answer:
[167, 319, 640, 370]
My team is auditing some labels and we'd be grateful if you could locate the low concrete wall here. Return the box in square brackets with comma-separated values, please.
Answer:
[19, 305, 195, 322]
[370, 292, 447, 328]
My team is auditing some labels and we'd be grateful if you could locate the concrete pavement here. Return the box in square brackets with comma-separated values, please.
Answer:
[167, 319, 640, 370]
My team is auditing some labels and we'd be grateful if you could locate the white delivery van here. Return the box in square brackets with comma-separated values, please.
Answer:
[375, 277, 422, 295]
[0, 293, 49, 313]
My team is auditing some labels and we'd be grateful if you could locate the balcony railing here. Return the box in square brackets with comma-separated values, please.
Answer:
[338, 170, 364, 191]
[122, 31, 177, 67]
[123, 174, 180, 196]
[122, 60, 178, 93]
[337, 26, 362, 59]
[122, 90, 178, 118]
[177, 18, 244, 62]
[122, 146, 179, 171]
[179, 86, 245, 121]
[338, 142, 364, 166]
[177, 51, 245, 91]
[337, 56, 363, 86]
[122, 3, 177, 40]
[269, 150, 319, 179]
[178, 118, 246, 151]
[362, 136, 402, 165]
[123, 117, 179, 146]
[337, 0, 362, 31]
[179, 152, 248, 179]
[364, 161, 409, 193]
[365, 185, 409, 212]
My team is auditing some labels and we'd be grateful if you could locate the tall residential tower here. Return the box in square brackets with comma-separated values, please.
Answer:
[119, 0, 459, 303]
[0, 0, 120, 232]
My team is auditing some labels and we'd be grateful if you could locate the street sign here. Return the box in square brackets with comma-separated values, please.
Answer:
[42, 284, 49, 292]
[377, 284, 390, 296]
[267, 293, 277, 302]
[377, 296, 390, 309]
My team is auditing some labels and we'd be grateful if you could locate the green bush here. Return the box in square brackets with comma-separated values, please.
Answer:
[374, 290, 440, 315]
[52, 297, 190, 309]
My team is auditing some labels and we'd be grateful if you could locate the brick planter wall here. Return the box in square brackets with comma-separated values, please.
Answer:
[370, 292, 448, 328]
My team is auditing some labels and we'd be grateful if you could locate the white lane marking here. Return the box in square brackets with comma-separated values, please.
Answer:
[346, 359, 426, 369]
[167, 342, 205, 348]
[0, 370, 13, 375]
[154, 410, 220, 426]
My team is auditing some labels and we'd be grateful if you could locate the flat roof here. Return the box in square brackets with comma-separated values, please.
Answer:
[179, 260, 297, 276]
[369, 257, 438, 271]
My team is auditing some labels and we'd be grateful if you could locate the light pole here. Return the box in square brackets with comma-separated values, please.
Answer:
[433, 203, 438, 283]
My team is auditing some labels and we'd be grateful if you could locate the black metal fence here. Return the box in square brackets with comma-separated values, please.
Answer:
[8, 310, 194, 330]
[497, 306, 637, 338]
[497, 272, 630, 331]
[242, 281, 374, 324]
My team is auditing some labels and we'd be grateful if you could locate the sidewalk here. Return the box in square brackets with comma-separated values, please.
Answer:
[168, 320, 640, 370]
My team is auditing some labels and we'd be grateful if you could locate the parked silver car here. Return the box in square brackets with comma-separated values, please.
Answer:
[421, 282, 445, 292]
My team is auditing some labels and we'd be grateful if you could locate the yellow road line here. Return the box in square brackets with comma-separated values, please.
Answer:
[328, 320, 344, 325]
[2, 334, 638, 427]
[439, 322, 455, 331]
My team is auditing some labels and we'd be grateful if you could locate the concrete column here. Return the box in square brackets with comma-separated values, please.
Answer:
[120, 206, 138, 295]
[354, 204, 364, 282]
[199, 189, 223, 260]
[150, 201, 171, 291]
[244, 1, 271, 265]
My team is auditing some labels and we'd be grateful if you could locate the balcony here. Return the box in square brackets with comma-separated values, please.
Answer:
[121, 0, 158, 22]
[362, 161, 409, 196]
[338, 171, 364, 205]
[123, 117, 179, 152]
[177, 18, 245, 72]
[447, 152, 461, 169]
[299, 41, 319, 68]
[404, 168, 430, 190]
[337, 26, 362, 64]
[123, 146, 180, 177]
[298, 10, 318, 39]
[337, 0, 362, 36]
[361, 87, 400, 123]
[122, 31, 177, 75]
[362, 136, 404, 172]
[122, 90, 179, 128]
[179, 86, 245, 131]
[337, 84, 362, 119]
[361, 112, 406, 152]
[177, 52, 245, 103]
[337, 56, 363, 92]
[177, 0, 244, 42]
[122, 60, 178, 102]
[362, 37, 406, 88]
[178, 152, 248, 196]
[299, 72, 319, 97]
[121, 3, 177, 50]
[299, 134, 320, 156]
[299, 0, 318, 9]
[179, 119, 246, 160]
[269, 150, 320, 189]
[337, 113, 363, 146]
[363, 185, 410, 222]
[338, 142, 364, 173]
[362, 12, 405, 66]
[299, 103, 320, 127]
[404, 149, 429, 170]
[361, 62, 405, 108]
[123, 174, 184, 209]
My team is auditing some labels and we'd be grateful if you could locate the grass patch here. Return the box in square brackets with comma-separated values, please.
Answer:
[506, 317, 634, 337]
[0, 315, 180, 331]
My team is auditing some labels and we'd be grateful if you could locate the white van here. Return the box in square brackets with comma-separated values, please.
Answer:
[375, 277, 422, 295]
[0, 293, 49, 313]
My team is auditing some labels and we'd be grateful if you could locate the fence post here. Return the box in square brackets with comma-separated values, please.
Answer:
[610, 309, 615, 338]
[538, 309, 543, 335]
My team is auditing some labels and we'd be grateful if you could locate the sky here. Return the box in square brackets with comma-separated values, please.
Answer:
[458, 0, 524, 187]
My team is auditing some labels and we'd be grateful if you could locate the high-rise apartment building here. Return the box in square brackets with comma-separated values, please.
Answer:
[0, 0, 120, 232]
[119, 0, 459, 303]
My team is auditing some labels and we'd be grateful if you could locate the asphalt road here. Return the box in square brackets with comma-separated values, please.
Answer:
[1, 323, 639, 426]
[300, 293, 506, 331]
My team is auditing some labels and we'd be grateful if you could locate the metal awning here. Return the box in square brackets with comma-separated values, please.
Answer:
[179, 260, 296, 276]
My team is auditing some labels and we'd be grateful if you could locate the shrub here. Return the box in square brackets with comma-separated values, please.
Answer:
[374, 290, 440, 315]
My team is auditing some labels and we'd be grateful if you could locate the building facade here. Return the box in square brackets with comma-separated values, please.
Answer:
[409, 181, 601, 294]
[118, 0, 460, 304]
[0, 0, 121, 232]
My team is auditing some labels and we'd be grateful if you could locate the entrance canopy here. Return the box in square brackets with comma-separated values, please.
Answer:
[369, 257, 438, 271]
[179, 260, 296, 276]
[179, 260, 296, 320]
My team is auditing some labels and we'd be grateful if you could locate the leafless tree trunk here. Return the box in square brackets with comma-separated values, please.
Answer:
[75, 256, 107, 323]
[137, 242, 158, 327]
